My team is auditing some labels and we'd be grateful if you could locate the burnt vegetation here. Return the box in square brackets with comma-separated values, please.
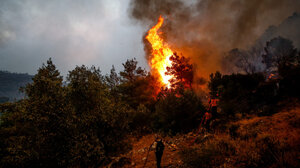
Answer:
[1, 37, 300, 167]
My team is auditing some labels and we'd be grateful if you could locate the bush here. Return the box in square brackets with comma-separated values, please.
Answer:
[278, 64, 300, 98]
[208, 71, 283, 119]
[180, 133, 300, 168]
[179, 135, 235, 168]
[234, 134, 300, 168]
[128, 104, 153, 135]
[153, 87, 205, 135]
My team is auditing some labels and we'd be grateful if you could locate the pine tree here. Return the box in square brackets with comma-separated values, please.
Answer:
[166, 53, 193, 89]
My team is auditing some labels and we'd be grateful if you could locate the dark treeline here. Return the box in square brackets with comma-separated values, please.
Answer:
[1, 36, 300, 167]
[214, 37, 300, 119]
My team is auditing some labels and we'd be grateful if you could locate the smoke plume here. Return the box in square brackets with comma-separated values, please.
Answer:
[128, 0, 300, 85]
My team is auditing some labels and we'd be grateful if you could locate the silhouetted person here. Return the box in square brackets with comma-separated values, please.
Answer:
[155, 137, 165, 168]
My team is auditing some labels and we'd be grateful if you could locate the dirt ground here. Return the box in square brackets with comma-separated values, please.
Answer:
[121, 132, 204, 168]
[122, 134, 178, 168]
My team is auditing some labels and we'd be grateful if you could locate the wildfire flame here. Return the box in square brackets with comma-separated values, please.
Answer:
[146, 16, 174, 88]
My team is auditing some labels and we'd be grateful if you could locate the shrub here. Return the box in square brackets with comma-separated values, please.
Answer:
[153, 87, 205, 135]
[208, 71, 284, 119]
[179, 135, 235, 168]
[234, 134, 300, 168]
[128, 104, 153, 135]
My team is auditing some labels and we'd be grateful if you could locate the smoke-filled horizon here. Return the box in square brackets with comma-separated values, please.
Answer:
[128, 0, 300, 83]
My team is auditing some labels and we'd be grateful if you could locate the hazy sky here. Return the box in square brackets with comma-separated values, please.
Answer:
[0, 0, 148, 76]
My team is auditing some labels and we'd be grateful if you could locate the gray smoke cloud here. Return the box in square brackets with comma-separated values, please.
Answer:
[128, 0, 300, 80]
[0, 0, 147, 76]
[258, 12, 300, 49]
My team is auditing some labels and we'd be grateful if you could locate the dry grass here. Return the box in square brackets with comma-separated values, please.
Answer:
[118, 106, 300, 167]
[179, 106, 300, 168]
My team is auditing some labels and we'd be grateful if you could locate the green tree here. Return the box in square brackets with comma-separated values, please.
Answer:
[66, 65, 131, 167]
[0, 101, 29, 167]
[118, 58, 156, 109]
[154, 86, 205, 134]
[0, 58, 70, 167]
[208, 71, 276, 118]
[24, 58, 70, 167]
[67, 65, 106, 116]
[105, 65, 121, 100]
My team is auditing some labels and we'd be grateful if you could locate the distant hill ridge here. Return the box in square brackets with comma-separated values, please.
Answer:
[0, 70, 33, 102]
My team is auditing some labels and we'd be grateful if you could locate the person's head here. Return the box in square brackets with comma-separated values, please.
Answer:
[155, 134, 162, 141]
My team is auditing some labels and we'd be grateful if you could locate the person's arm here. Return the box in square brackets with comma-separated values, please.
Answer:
[150, 141, 157, 151]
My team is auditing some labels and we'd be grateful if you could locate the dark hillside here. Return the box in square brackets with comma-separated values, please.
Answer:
[0, 71, 32, 101]
[118, 104, 300, 168]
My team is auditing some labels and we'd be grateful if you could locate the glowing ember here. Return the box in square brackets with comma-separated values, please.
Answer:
[146, 16, 174, 88]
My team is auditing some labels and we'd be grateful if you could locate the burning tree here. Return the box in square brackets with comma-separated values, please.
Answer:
[166, 53, 193, 89]
[146, 15, 194, 91]
[118, 58, 158, 108]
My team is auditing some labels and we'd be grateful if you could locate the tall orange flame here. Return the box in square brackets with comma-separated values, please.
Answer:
[146, 16, 174, 88]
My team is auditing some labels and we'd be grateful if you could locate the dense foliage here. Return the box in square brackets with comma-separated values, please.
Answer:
[153, 86, 205, 134]
[0, 54, 203, 167]
[210, 37, 300, 120]
[0, 60, 132, 167]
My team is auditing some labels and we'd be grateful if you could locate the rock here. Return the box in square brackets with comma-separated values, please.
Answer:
[138, 148, 145, 153]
